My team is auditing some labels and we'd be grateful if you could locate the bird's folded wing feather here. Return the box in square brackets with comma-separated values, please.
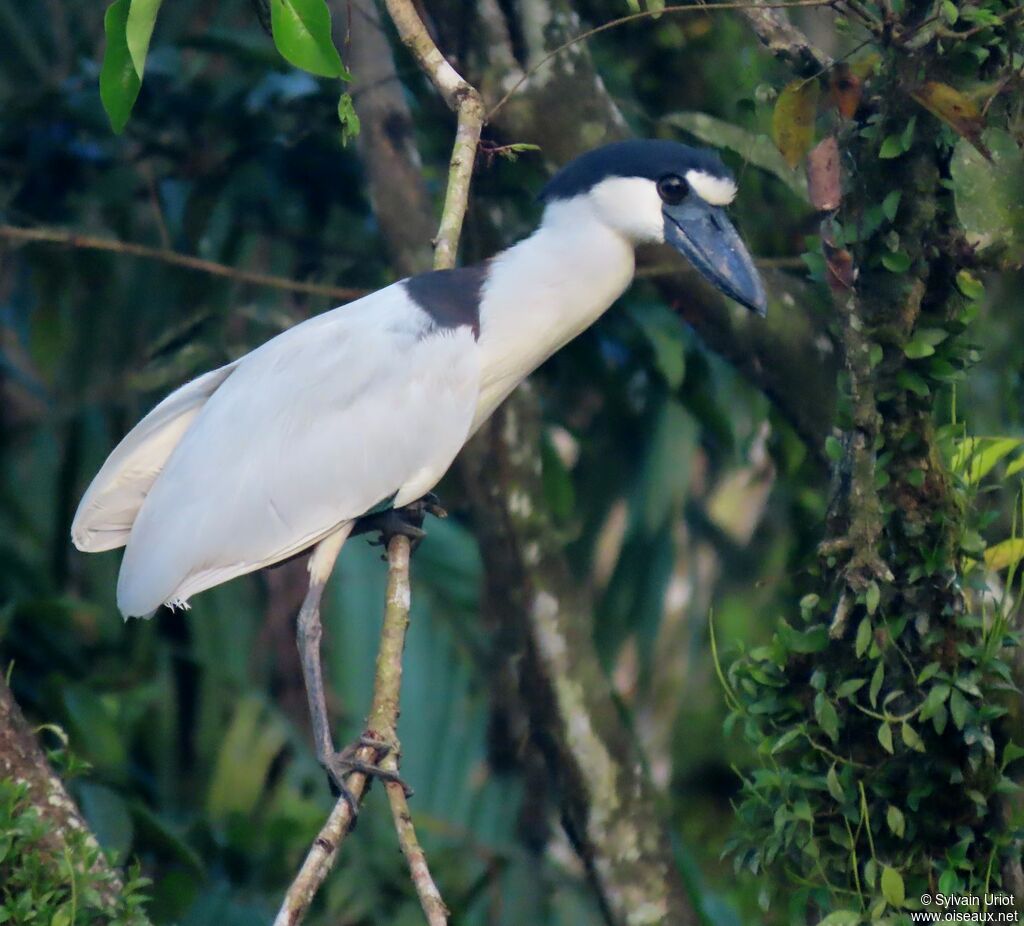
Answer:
[71, 361, 242, 552]
[102, 290, 480, 616]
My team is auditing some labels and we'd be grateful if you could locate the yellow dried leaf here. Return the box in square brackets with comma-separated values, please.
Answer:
[911, 81, 990, 160]
[985, 538, 1024, 571]
[772, 79, 820, 169]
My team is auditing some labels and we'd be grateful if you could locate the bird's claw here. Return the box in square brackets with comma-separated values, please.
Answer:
[322, 734, 414, 818]
[353, 493, 447, 555]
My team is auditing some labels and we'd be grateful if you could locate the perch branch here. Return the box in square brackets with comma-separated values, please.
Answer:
[274, 537, 434, 926]
[0, 224, 366, 303]
[279, 2, 485, 918]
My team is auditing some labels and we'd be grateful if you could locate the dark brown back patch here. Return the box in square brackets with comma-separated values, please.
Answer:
[403, 264, 488, 340]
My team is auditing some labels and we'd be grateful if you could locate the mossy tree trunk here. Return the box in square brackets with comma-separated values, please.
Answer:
[729, 2, 1022, 919]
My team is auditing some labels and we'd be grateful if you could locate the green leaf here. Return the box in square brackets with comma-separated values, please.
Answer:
[826, 764, 845, 801]
[779, 619, 829, 654]
[878, 721, 894, 754]
[837, 678, 866, 699]
[956, 269, 985, 300]
[270, 0, 349, 78]
[825, 435, 843, 461]
[881, 866, 905, 908]
[949, 688, 969, 729]
[100, 0, 142, 134]
[1002, 742, 1024, 768]
[882, 251, 912, 273]
[886, 804, 905, 837]
[904, 338, 934, 359]
[898, 370, 930, 397]
[879, 135, 904, 159]
[126, 0, 162, 78]
[337, 91, 360, 145]
[869, 660, 884, 707]
[855, 617, 872, 657]
[987, 538, 1024, 571]
[882, 190, 901, 221]
[950, 128, 1024, 256]
[865, 581, 880, 615]
[941, 0, 958, 23]
[901, 722, 925, 752]
[816, 695, 840, 743]
[818, 912, 861, 926]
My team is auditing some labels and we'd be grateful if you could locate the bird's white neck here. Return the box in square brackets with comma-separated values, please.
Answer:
[472, 197, 636, 428]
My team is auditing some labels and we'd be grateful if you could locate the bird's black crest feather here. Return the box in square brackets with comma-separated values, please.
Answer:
[540, 140, 731, 202]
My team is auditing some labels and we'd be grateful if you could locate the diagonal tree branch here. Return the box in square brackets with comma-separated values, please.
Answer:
[738, 2, 832, 74]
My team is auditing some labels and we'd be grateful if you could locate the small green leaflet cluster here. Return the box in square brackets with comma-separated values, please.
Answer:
[99, 0, 358, 143]
[0, 777, 151, 926]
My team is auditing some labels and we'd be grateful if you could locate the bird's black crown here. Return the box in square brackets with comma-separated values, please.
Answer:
[540, 140, 732, 203]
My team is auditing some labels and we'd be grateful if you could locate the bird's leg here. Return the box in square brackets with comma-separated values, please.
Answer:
[296, 528, 412, 811]
[350, 492, 447, 553]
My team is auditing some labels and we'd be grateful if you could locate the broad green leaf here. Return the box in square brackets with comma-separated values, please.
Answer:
[270, 0, 349, 78]
[950, 128, 1024, 258]
[949, 688, 969, 729]
[855, 617, 872, 657]
[100, 0, 142, 133]
[881, 866, 905, 907]
[886, 803, 905, 837]
[865, 581, 880, 615]
[772, 79, 820, 169]
[126, 0, 162, 78]
[816, 695, 840, 743]
[986, 538, 1024, 571]
[663, 111, 808, 200]
[826, 764, 845, 801]
[878, 721, 894, 753]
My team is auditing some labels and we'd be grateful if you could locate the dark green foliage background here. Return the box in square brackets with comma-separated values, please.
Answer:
[1, 1, 1022, 924]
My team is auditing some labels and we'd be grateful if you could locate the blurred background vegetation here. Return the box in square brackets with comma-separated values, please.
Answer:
[1, 0, 1022, 924]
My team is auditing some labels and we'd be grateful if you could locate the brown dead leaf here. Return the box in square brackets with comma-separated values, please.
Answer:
[807, 135, 841, 211]
[830, 64, 862, 120]
[772, 79, 820, 169]
[911, 81, 991, 160]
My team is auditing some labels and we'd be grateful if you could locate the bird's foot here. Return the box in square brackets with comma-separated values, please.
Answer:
[352, 493, 447, 553]
[322, 734, 413, 818]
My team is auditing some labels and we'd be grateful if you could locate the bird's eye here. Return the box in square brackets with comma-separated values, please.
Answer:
[657, 174, 688, 205]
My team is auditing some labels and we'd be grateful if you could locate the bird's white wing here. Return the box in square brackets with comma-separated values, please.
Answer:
[72, 360, 241, 552]
[113, 286, 480, 616]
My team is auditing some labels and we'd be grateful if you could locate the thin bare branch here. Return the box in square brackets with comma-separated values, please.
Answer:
[485, 0, 837, 121]
[0, 224, 367, 303]
[383, 0, 485, 270]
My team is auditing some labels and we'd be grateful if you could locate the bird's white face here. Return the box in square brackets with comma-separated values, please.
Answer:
[585, 171, 739, 245]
